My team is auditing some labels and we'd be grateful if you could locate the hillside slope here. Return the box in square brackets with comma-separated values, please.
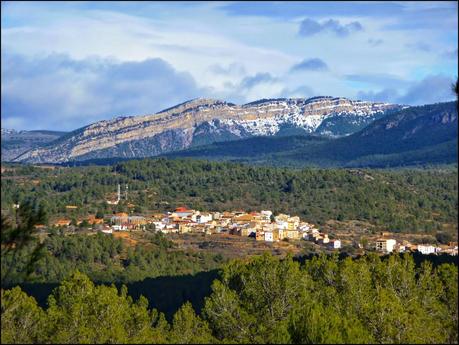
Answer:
[1, 159, 457, 233]
[11, 97, 401, 163]
[165, 101, 458, 168]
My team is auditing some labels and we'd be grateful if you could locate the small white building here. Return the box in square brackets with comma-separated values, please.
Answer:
[260, 210, 272, 221]
[112, 224, 128, 231]
[264, 231, 274, 242]
[276, 221, 289, 230]
[153, 221, 166, 230]
[299, 224, 311, 232]
[261, 210, 272, 217]
[160, 224, 179, 234]
[196, 213, 212, 224]
[417, 245, 440, 255]
[328, 239, 341, 249]
[375, 239, 397, 253]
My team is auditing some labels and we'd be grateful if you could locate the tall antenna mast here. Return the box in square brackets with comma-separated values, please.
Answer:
[117, 183, 121, 203]
[125, 184, 128, 200]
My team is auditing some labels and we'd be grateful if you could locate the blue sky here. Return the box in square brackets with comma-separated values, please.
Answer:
[1, 1, 458, 131]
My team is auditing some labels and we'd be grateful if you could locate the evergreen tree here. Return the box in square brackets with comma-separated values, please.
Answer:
[1, 287, 46, 344]
[169, 302, 215, 344]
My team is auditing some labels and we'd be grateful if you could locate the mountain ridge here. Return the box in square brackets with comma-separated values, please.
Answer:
[163, 101, 458, 168]
[10, 96, 402, 163]
[1, 129, 68, 162]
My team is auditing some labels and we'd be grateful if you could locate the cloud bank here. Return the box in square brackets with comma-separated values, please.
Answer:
[1, 1, 457, 130]
[1, 54, 204, 130]
[357, 75, 456, 105]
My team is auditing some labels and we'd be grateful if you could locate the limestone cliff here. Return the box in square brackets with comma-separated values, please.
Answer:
[12, 96, 403, 163]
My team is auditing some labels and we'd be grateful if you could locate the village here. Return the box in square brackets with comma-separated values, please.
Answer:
[44, 205, 458, 256]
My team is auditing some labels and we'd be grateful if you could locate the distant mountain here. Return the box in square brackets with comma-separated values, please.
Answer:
[164, 101, 458, 168]
[1, 128, 18, 135]
[10, 96, 401, 163]
[1, 129, 68, 162]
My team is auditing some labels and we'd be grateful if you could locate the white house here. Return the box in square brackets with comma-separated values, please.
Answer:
[276, 221, 289, 230]
[153, 222, 166, 230]
[264, 231, 274, 242]
[261, 210, 272, 221]
[375, 239, 397, 253]
[112, 224, 128, 231]
[328, 239, 341, 249]
[417, 245, 440, 255]
[196, 213, 213, 224]
[161, 224, 179, 234]
[299, 224, 311, 232]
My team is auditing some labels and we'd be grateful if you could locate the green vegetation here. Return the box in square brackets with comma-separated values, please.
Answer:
[1, 158, 457, 345]
[1, 232, 224, 286]
[1, 199, 48, 286]
[2, 159, 457, 234]
[2, 253, 457, 344]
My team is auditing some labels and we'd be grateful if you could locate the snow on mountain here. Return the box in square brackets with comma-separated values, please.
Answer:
[11, 96, 403, 163]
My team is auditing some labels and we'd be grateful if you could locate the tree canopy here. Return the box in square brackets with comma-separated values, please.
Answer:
[2, 253, 457, 344]
[1, 159, 457, 234]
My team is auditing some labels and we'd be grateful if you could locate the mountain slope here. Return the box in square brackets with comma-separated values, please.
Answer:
[1, 129, 68, 162]
[164, 101, 458, 168]
[11, 97, 401, 163]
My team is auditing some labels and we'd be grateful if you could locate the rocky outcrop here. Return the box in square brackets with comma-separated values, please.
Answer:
[12, 96, 403, 163]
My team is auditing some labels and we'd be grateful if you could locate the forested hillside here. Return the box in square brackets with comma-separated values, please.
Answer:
[1, 231, 224, 287]
[1, 159, 457, 234]
[2, 253, 457, 344]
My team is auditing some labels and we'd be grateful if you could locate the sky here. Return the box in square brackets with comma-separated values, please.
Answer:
[1, 1, 458, 131]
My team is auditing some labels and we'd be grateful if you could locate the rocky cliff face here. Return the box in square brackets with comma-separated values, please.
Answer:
[12, 96, 403, 163]
[163, 101, 457, 168]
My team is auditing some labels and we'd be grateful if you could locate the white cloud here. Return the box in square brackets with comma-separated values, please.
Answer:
[2, 8, 295, 94]
[1, 1, 457, 130]
[1, 54, 204, 130]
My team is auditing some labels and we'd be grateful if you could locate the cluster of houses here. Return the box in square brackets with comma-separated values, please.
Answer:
[149, 207, 336, 245]
[45, 206, 458, 255]
[374, 237, 458, 256]
[48, 207, 340, 247]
